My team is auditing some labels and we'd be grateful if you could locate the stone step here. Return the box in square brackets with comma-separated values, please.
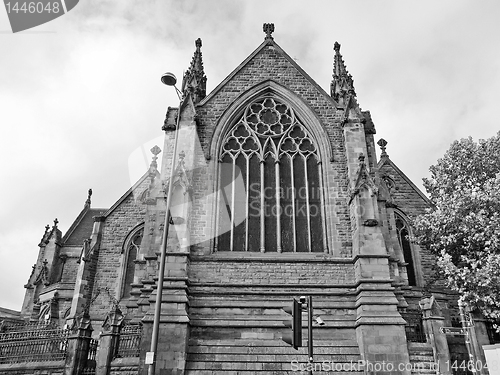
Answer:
[409, 347, 437, 375]
[186, 337, 362, 374]
[186, 354, 364, 373]
[409, 354, 435, 361]
[188, 338, 360, 348]
[189, 318, 356, 328]
[186, 371, 364, 375]
[188, 343, 360, 355]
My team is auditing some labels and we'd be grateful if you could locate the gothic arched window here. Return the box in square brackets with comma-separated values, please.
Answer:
[120, 226, 143, 299]
[216, 96, 325, 253]
[395, 213, 416, 286]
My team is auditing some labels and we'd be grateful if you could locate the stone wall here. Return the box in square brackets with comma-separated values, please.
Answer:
[90, 184, 148, 321]
[189, 257, 355, 285]
[189, 43, 353, 257]
[379, 161, 436, 281]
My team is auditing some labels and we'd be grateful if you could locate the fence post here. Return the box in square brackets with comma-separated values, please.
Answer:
[64, 311, 93, 375]
[420, 296, 451, 375]
[96, 305, 124, 375]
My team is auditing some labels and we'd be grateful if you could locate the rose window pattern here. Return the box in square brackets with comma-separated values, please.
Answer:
[217, 97, 326, 253]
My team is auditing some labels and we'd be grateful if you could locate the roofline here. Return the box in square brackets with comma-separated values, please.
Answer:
[103, 170, 154, 218]
[198, 39, 337, 108]
[0, 307, 21, 315]
[378, 157, 432, 206]
[61, 207, 108, 244]
[61, 205, 90, 244]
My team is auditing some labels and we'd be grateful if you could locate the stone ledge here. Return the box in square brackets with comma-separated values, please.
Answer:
[110, 356, 140, 367]
[141, 315, 189, 323]
[0, 360, 65, 371]
[188, 281, 356, 289]
[355, 315, 407, 326]
[192, 252, 353, 263]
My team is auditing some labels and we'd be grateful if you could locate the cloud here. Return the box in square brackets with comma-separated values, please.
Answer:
[0, 0, 500, 311]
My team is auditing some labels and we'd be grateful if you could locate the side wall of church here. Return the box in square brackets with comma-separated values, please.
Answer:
[89, 185, 148, 324]
[378, 162, 435, 283]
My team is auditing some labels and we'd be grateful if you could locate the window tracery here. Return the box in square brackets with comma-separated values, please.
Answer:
[395, 213, 416, 286]
[217, 97, 325, 253]
[121, 227, 143, 299]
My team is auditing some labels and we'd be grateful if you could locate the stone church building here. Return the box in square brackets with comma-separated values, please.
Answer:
[1, 24, 494, 375]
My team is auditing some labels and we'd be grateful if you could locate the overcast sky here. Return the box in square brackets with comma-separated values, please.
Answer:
[1, 0, 499, 311]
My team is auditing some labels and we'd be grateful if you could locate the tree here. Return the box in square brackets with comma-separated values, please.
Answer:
[414, 132, 500, 321]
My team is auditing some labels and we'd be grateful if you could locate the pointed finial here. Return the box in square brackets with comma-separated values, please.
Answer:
[150, 145, 161, 170]
[263, 23, 275, 41]
[176, 150, 186, 172]
[331, 41, 356, 104]
[181, 38, 207, 104]
[151, 145, 161, 156]
[377, 138, 388, 157]
[85, 189, 92, 208]
[39, 224, 51, 246]
[53, 218, 58, 228]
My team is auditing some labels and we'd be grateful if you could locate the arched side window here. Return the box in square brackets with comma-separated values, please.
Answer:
[119, 224, 143, 299]
[394, 213, 416, 286]
[216, 96, 325, 253]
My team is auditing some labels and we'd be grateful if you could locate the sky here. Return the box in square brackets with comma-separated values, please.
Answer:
[0, 0, 499, 311]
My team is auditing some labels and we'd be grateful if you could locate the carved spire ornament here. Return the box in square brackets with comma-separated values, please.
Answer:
[181, 38, 207, 104]
[84, 188, 92, 208]
[331, 42, 356, 106]
[263, 23, 274, 41]
[377, 138, 389, 158]
[150, 145, 161, 170]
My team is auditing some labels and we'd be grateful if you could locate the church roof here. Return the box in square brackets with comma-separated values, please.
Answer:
[377, 139, 432, 206]
[62, 207, 106, 246]
[198, 24, 337, 108]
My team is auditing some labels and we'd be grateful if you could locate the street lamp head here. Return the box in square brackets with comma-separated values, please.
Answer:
[161, 72, 177, 86]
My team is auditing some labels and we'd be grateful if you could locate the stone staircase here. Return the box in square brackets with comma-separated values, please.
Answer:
[408, 342, 437, 375]
[185, 294, 363, 375]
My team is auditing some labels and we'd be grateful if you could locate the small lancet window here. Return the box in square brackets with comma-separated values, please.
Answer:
[121, 227, 143, 299]
[395, 213, 416, 286]
[216, 96, 325, 253]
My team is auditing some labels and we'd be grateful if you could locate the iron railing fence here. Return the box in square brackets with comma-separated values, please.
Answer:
[401, 309, 427, 343]
[115, 323, 142, 358]
[81, 338, 98, 375]
[0, 321, 69, 364]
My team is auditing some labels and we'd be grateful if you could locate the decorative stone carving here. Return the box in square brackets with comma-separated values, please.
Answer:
[349, 153, 378, 203]
[34, 259, 50, 286]
[181, 38, 207, 104]
[363, 219, 378, 227]
[263, 23, 274, 41]
[70, 311, 92, 334]
[101, 305, 124, 334]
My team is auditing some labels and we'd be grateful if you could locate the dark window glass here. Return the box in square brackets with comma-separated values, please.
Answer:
[217, 97, 324, 253]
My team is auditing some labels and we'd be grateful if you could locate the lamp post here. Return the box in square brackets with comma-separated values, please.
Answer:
[147, 72, 183, 375]
[307, 296, 314, 375]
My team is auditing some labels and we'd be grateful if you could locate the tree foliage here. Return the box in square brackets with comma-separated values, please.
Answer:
[414, 132, 500, 321]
